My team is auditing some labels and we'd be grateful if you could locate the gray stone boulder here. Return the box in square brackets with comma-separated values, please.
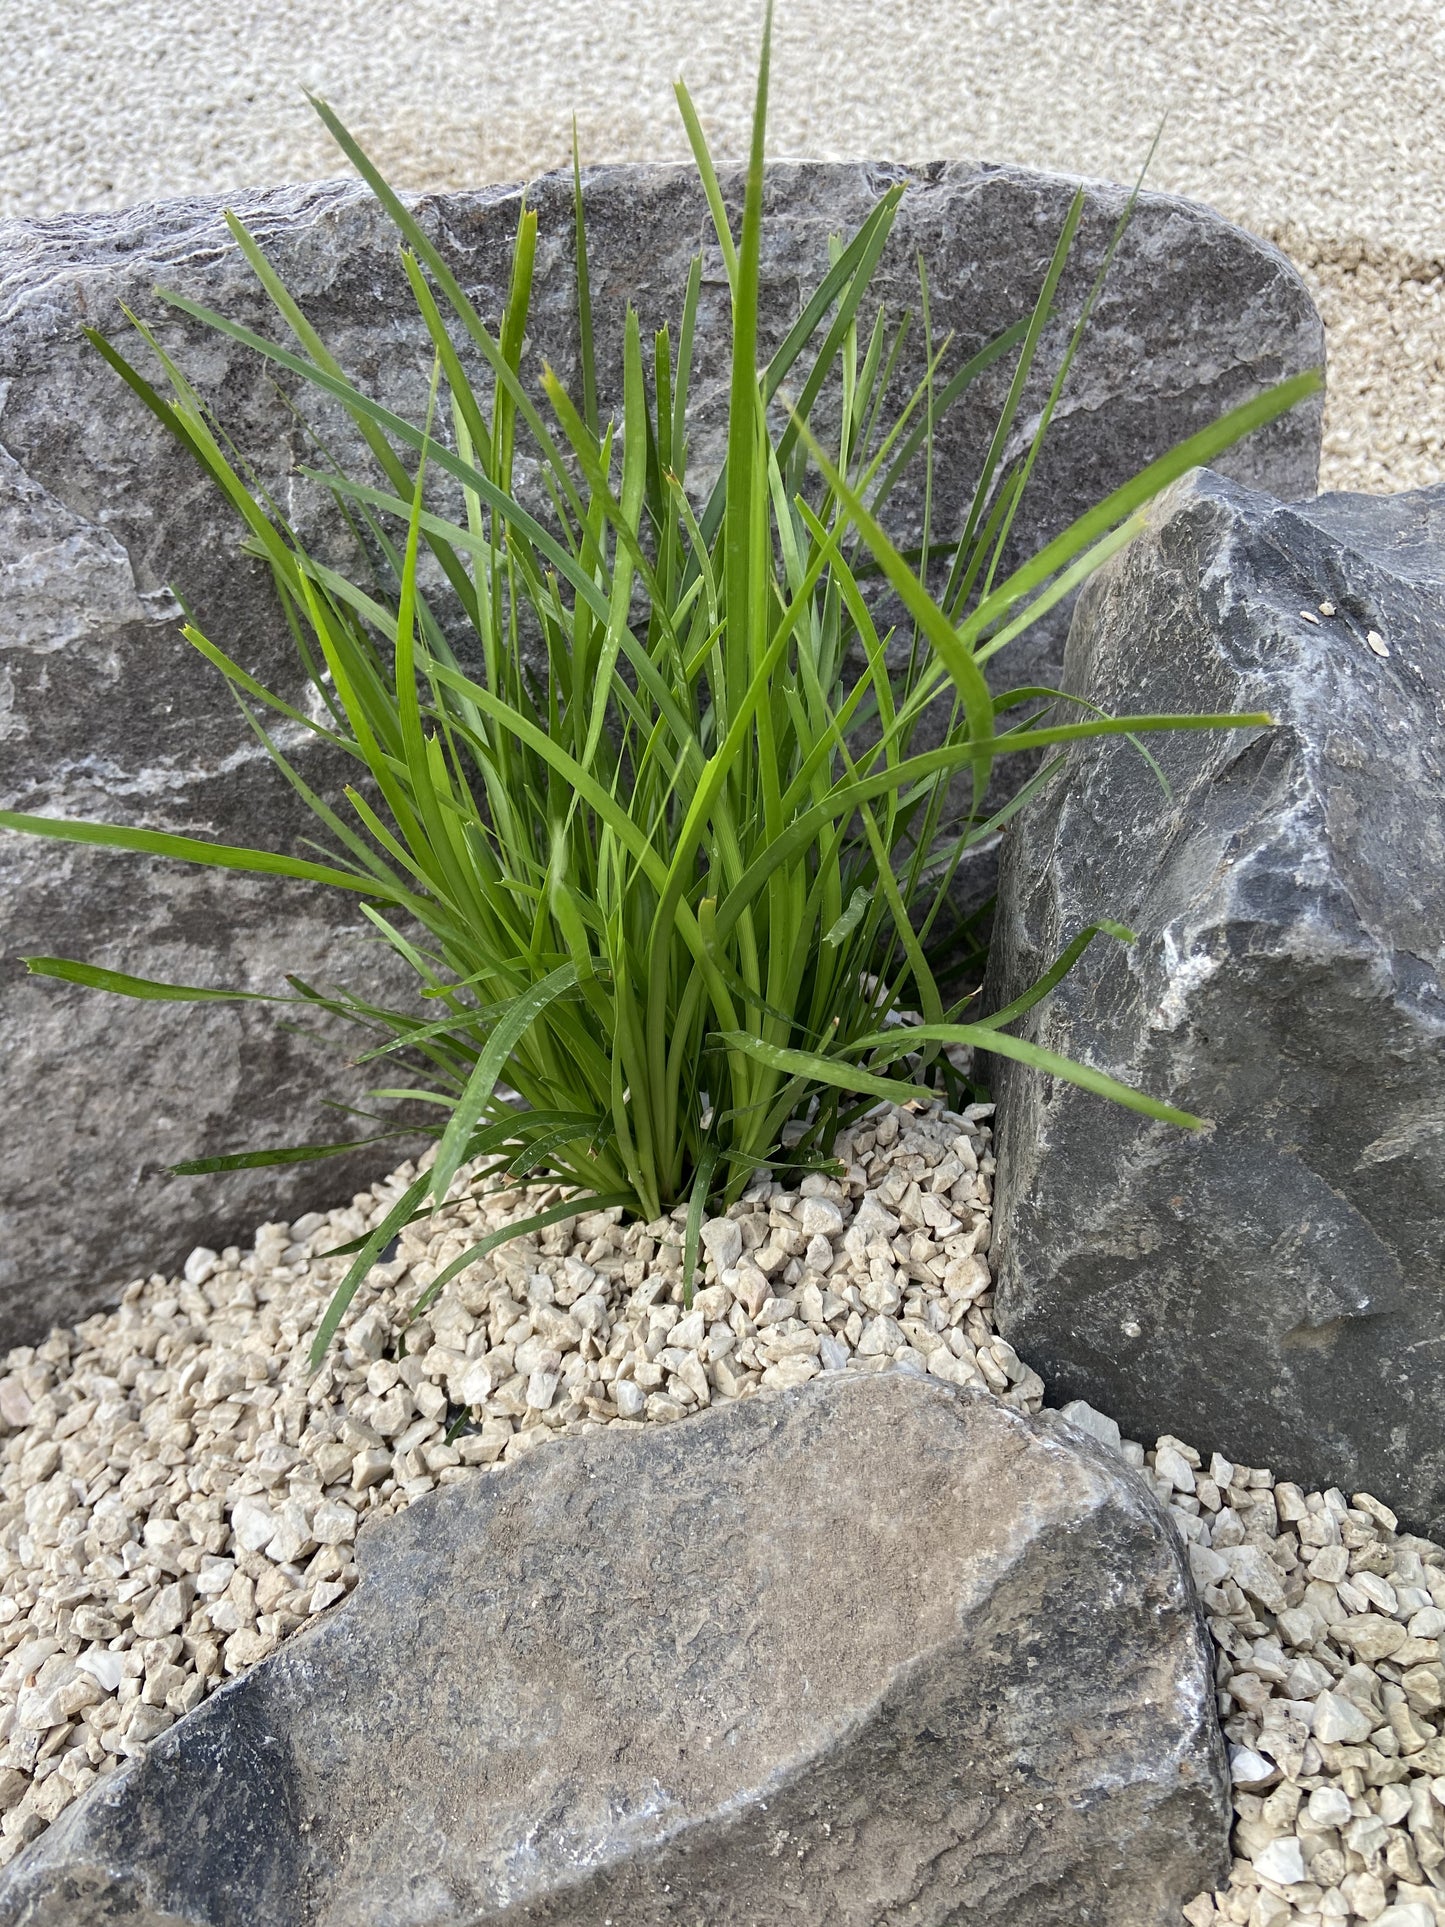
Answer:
[0, 160, 1323, 1343]
[986, 469, 1445, 1533]
[0, 1374, 1228, 1924]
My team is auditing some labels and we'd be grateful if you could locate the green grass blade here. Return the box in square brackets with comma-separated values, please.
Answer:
[572, 119, 600, 438]
[722, 1, 772, 717]
[406, 1188, 634, 1320]
[971, 920, 1134, 1031]
[171, 1134, 407, 1176]
[674, 81, 739, 290]
[715, 1032, 924, 1107]
[0, 811, 379, 894]
[792, 421, 996, 759]
[303, 94, 589, 523]
[430, 964, 581, 1206]
[723, 1022, 1202, 1130]
[961, 371, 1322, 650]
[849, 1020, 1205, 1128]
[22, 958, 289, 1003]
[309, 1170, 434, 1367]
[681, 1139, 721, 1312]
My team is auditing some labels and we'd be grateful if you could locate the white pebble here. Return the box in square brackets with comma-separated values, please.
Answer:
[760, 1356, 819, 1391]
[267, 1501, 316, 1566]
[195, 1558, 235, 1599]
[1307, 1784, 1353, 1827]
[525, 1368, 560, 1411]
[798, 1197, 845, 1239]
[230, 1497, 277, 1555]
[1312, 1689, 1374, 1744]
[856, 1315, 903, 1357]
[455, 1361, 494, 1407]
[352, 1447, 391, 1490]
[926, 1350, 976, 1390]
[75, 1651, 126, 1695]
[1058, 1400, 1122, 1456]
[0, 1378, 33, 1429]
[1227, 1747, 1278, 1788]
[700, 1219, 743, 1273]
[1251, 1836, 1306, 1885]
[312, 1501, 357, 1547]
[183, 1246, 220, 1286]
[1154, 1443, 1196, 1493]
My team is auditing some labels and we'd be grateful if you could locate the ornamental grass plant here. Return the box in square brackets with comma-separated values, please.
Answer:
[0, 10, 1318, 1354]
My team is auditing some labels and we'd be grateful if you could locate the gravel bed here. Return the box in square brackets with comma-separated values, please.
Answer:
[0, 1100, 1442, 1927]
[0, 1099, 1018, 1859]
[1082, 1408, 1445, 1927]
[1285, 233, 1445, 499]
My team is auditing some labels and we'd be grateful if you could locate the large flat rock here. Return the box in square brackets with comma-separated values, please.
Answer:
[0, 1374, 1228, 1924]
[0, 159, 1323, 1342]
[986, 469, 1445, 1532]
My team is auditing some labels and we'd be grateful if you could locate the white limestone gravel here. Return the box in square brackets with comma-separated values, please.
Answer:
[1085, 1404, 1445, 1927]
[0, 1097, 1022, 1859]
[3, 1096, 1443, 1927]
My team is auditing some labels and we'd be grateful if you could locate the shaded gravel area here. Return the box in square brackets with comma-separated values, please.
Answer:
[2, 1099, 1444, 1927]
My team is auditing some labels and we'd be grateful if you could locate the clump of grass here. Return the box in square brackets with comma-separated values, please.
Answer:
[1, 9, 1317, 1356]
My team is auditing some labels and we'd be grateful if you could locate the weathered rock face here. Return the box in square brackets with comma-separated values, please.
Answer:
[0, 1374, 1228, 1924]
[986, 470, 1445, 1533]
[0, 160, 1322, 1343]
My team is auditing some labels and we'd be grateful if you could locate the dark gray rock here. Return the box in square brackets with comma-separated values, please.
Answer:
[0, 160, 1322, 1343]
[0, 1374, 1228, 1924]
[986, 469, 1445, 1533]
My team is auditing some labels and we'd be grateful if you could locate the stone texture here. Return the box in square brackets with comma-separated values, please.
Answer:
[0, 1373, 1228, 1924]
[985, 469, 1445, 1533]
[0, 160, 1322, 1342]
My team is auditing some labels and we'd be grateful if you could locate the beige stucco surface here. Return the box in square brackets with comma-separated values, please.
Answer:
[2, 0, 1441, 492]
